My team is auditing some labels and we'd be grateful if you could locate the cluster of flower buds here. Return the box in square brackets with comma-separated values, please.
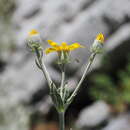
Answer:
[27, 30, 105, 130]
[26, 30, 105, 113]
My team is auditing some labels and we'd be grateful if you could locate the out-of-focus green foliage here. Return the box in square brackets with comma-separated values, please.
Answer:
[90, 56, 130, 112]
[119, 57, 130, 104]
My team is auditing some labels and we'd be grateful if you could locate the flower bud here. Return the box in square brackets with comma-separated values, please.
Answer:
[28, 29, 42, 43]
[91, 33, 104, 54]
[27, 29, 42, 52]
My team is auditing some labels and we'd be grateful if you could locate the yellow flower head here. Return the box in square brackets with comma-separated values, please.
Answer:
[91, 33, 105, 54]
[96, 33, 104, 44]
[28, 29, 39, 36]
[45, 40, 85, 54]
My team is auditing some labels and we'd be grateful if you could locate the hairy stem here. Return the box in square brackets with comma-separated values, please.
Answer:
[40, 61, 53, 88]
[60, 65, 65, 98]
[36, 55, 52, 89]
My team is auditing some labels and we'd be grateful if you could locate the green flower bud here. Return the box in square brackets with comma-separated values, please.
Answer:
[27, 29, 42, 52]
[91, 33, 104, 54]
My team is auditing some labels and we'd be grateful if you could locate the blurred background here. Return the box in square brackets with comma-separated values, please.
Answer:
[0, 0, 130, 130]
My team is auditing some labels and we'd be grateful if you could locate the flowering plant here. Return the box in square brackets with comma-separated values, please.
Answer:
[27, 29, 104, 130]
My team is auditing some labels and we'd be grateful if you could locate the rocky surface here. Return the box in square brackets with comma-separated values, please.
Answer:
[103, 114, 130, 130]
[76, 101, 110, 128]
[0, 0, 130, 129]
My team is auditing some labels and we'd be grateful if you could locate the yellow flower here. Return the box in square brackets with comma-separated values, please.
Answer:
[45, 40, 85, 54]
[96, 33, 104, 44]
[28, 29, 39, 36]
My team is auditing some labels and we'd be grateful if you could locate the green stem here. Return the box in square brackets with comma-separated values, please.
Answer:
[59, 112, 65, 130]
[40, 61, 53, 88]
[60, 65, 65, 98]
[35, 48, 52, 88]
[37, 57, 53, 89]
[67, 53, 96, 103]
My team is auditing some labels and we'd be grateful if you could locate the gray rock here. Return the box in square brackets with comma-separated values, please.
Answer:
[76, 101, 110, 128]
[103, 114, 130, 130]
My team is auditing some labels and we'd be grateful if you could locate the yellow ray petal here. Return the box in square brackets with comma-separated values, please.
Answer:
[28, 29, 39, 36]
[47, 40, 59, 47]
[68, 43, 85, 51]
[45, 47, 57, 54]
[96, 33, 104, 43]
[61, 42, 68, 46]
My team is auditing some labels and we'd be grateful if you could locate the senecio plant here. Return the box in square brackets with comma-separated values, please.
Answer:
[27, 29, 104, 130]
